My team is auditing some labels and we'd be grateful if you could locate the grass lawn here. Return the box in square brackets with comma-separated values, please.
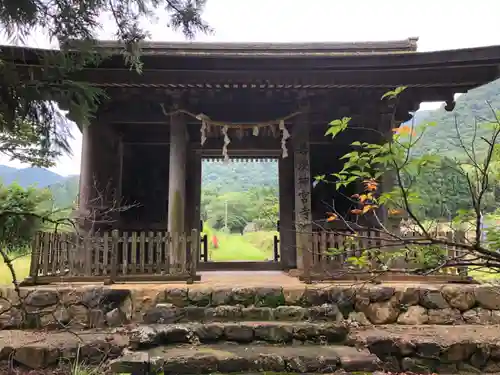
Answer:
[207, 231, 275, 261]
[0, 255, 31, 285]
[468, 268, 500, 282]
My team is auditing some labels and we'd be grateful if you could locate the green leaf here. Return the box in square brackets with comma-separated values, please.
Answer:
[329, 119, 343, 126]
[381, 86, 407, 100]
[351, 170, 371, 178]
[328, 247, 345, 256]
[325, 117, 351, 138]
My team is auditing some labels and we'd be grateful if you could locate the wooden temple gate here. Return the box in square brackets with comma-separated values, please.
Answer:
[4, 38, 500, 284]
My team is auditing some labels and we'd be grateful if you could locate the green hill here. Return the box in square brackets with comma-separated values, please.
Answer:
[47, 175, 79, 208]
[0, 167, 78, 209]
[0, 167, 67, 188]
[202, 160, 278, 192]
[412, 78, 500, 156]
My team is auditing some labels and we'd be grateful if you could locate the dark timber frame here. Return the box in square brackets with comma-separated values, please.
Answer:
[5, 37, 500, 280]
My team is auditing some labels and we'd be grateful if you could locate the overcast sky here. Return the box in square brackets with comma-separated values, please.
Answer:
[2, 0, 500, 175]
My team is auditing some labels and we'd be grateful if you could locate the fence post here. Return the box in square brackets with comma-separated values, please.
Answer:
[110, 230, 119, 283]
[42, 232, 50, 276]
[180, 233, 187, 274]
[171, 232, 179, 274]
[301, 231, 312, 284]
[84, 233, 92, 276]
[188, 229, 199, 284]
[455, 230, 468, 277]
[25, 232, 41, 284]
[445, 231, 454, 275]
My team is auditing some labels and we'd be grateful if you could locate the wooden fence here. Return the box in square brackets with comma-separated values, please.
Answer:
[302, 228, 469, 282]
[23, 229, 200, 285]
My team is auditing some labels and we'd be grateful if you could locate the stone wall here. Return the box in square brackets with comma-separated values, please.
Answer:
[2, 283, 500, 329]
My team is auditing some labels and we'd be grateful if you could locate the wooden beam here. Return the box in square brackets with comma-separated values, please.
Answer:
[81, 86, 470, 125]
[66, 65, 498, 88]
[21, 274, 201, 285]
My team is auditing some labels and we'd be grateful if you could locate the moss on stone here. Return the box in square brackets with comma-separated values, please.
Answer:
[258, 290, 286, 308]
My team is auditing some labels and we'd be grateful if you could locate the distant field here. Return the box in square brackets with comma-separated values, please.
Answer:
[205, 230, 276, 261]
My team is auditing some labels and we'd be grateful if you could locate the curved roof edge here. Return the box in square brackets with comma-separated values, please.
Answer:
[4, 42, 500, 70]
[60, 37, 419, 56]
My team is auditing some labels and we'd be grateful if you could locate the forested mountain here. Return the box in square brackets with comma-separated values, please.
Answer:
[0, 166, 67, 188]
[0, 161, 280, 210]
[47, 176, 79, 208]
[408, 109, 433, 127]
[202, 160, 278, 192]
[412, 79, 500, 156]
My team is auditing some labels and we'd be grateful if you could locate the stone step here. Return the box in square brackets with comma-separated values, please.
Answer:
[348, 324, 500, 373]
[4, 324, 500, 373]
[128, 321, 349, 349]
[110, 343, 381, 374]
[14, 284, 500, 330]
[136, 284, 499, 327]
[0, 329, 129, 369]
[144, 303, 353, 324]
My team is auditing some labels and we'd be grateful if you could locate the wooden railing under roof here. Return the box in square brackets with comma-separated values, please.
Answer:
[22, 230, 200, 285]
[301, 227, 469, 283]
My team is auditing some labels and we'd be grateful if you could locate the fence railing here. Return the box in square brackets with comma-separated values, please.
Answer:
[24, 229, 200, 285]
[303, 228, 468, 281]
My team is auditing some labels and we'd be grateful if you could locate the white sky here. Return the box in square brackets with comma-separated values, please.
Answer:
[2, 0, 500, 175]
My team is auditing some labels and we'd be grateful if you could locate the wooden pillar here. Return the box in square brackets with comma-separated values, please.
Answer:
[292, 113, 313, 281]
[167, 112, 187, 265]
[192, 151, 202, 234]
[78, 124, 92, 221]
[278, 153, 296, 270]
[183, 147, 201, 268]
[77, 121, 120, 231]
[116, 137, 124, 228]
[185, 149, 202, 233]
[184, 147, 194, 234]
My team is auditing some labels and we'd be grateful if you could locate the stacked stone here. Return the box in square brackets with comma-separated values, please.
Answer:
[2, 283, 500, 373]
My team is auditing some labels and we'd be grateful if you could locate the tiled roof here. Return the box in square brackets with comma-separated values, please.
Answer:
[61, 37, 419, 57]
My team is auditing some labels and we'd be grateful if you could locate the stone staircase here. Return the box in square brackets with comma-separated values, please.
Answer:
[112, 322, 378, 374]
[5, 283, 500, 373]
[110, 286, 381, 373]
[106, 283, 500, 374]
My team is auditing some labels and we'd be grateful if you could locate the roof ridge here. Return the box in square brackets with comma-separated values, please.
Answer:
[62, 37, 419, 53]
